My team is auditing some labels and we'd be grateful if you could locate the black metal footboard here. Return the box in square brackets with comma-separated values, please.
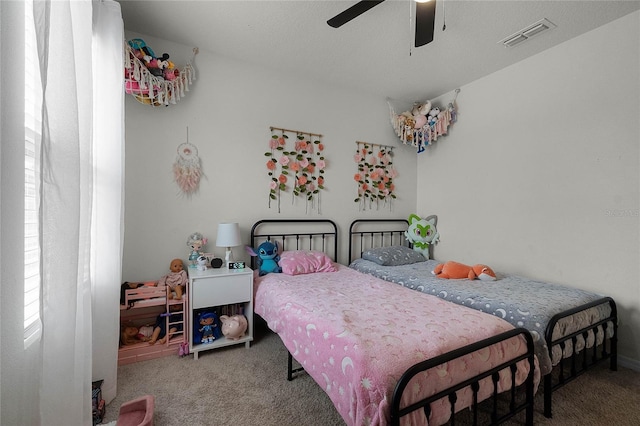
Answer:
[390, 328, 536, 426]
[543, 296, 618, 418]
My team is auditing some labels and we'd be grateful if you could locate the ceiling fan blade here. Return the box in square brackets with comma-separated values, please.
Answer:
[327, 0, 386, 28]
[415, 0, 436, 47]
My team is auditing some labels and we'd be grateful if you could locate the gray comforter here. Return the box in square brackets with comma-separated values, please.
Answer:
[350, 258, 613, 375]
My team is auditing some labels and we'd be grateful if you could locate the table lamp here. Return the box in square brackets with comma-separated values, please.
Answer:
[216, 222, 242, 266]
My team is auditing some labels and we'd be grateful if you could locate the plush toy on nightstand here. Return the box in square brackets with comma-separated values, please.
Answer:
[158, 258, 188, 300]
[196, 255, 208, 271]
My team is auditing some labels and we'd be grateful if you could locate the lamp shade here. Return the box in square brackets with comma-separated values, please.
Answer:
[216, 223, 242, 248]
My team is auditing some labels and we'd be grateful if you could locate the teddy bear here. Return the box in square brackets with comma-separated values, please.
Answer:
[158, 258, 188, 300]
[432, 261, 497, 281]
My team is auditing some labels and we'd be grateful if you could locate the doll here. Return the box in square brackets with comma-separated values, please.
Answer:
[187, 232, 207, 268]
[198, 312, 219, 344]
[158, 258, 188, 300]
[120, 325, 154, 346]
[148, 305, 184, 345]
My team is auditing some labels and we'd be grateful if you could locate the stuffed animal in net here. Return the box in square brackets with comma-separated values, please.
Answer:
[404, 213, 440, 260]
[158, 258, 188, 300]
[246, 240, 282, 276]
[432, 261, 497, 281]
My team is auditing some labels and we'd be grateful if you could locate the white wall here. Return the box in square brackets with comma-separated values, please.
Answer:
[417, 11, 640, 365]
[122, 32, 418, 280]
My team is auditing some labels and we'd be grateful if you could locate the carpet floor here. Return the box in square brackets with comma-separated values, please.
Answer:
[103, 319, 640, 425]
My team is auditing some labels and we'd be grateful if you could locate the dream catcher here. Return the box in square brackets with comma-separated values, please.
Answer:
[173, 127, 202, 195]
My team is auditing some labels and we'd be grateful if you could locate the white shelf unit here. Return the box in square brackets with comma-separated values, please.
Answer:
[187, 267, 254, 360]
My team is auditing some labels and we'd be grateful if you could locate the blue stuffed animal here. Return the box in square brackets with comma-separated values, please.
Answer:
[246, 240, 282, 276]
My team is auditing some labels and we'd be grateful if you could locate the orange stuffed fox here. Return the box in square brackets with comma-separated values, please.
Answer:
[432, 261, 497, 281]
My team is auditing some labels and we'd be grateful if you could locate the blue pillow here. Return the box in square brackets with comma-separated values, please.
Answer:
[361, 245, 426, 266]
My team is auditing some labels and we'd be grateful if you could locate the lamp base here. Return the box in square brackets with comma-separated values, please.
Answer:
[225, 248, 233, 267]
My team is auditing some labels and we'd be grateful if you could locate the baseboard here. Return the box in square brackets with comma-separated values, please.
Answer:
[618, 354, 640, 372]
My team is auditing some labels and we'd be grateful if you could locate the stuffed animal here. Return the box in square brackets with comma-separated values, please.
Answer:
[411, 101, 431, 129]
[404, 213, 440, 260]
[196, 255, 208, 271]
[219, 315, 248, 340]
[163, 61, 178, 81]
[428, 107, 441, 127]
[246, 240, 282, 276]
[158, 258, 188, 300]
[432, 261, 497, 281]
[412, 100, 431, 117]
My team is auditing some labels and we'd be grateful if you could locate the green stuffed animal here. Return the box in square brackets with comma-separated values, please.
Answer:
[404, 213, 439, 259]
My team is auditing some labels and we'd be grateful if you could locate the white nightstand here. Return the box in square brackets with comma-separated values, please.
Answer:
[187, 266, 254, 359]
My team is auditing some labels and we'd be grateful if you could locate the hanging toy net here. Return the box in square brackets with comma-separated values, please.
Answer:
[124, 38, 197, 107]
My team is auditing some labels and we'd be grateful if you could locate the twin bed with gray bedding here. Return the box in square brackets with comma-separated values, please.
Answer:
[348, 219, 617, 418]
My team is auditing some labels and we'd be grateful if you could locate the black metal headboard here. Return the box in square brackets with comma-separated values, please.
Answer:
[249, 219, 338, 269]
[348, 219, 410, 263]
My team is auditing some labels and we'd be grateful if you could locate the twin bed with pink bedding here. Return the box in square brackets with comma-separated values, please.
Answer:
[250, 219, 538, 426]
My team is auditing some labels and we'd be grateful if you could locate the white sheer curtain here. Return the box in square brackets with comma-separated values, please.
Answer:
[33, 0, 123, 424]
[91, 0, 125, 406]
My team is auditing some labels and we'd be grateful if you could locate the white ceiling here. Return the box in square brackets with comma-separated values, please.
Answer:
[117, 0, 640, 102]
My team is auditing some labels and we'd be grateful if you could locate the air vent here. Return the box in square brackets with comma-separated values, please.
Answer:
[499, 18, 556, 48]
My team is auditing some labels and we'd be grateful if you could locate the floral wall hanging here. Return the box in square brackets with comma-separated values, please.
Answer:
[354, 142, 398, 211]
[265, 127, 326, 214]
[124, 38, 197, 107]
[388, 89, 460, 153]
[173, 128, 202, 196]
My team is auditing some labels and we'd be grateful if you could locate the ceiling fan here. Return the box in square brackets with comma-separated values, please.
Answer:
[327, 0, 437, 47]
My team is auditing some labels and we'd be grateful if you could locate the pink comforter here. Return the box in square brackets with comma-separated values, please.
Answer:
[255, 265, 538, 426]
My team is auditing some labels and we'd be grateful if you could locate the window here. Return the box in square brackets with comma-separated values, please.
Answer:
[24, 0, 42, 347]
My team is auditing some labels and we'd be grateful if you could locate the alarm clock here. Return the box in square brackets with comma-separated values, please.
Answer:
[210, 257, 223, 269]
[228, 261, 246, 270]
